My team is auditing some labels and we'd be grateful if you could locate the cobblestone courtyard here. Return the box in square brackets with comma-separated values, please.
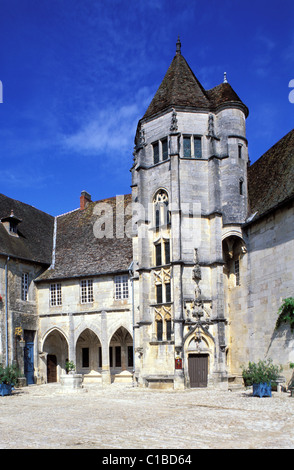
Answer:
[0, 383, 294, 449]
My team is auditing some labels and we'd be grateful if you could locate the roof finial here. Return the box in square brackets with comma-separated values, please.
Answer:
[223, 72, 228, 83]
[176, 36, 181, 55]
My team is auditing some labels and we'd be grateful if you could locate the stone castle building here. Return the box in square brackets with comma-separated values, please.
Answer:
[0, 39, 293, 389]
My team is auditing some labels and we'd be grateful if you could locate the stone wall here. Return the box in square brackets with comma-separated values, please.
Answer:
[227, 200, 294, 381]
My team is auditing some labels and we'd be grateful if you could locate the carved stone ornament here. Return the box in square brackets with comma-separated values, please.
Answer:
[139, 127, 146, 146]
[170, 108, 178, 133]
[208, 113, 215, 138]
[192, 248, 201, 282]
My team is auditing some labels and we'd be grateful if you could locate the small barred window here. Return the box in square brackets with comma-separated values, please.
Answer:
[21, 273, 29, 301]
[115, 275, 129, 300]
[50, 283, 62, 306]
[80, 279, 94, 303]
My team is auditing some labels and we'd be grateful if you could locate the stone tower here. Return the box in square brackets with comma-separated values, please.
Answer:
[131, 39, 249, 389]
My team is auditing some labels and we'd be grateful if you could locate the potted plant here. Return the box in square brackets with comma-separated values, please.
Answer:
[65, 360, 76, 374]
[0, 364, 21, 396]
[241, 359, 282, 397]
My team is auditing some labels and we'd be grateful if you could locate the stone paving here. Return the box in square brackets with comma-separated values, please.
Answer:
[0, 383, 294, 449]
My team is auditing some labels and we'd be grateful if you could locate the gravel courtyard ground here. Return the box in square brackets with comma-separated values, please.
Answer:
[0, 383, 293, 450]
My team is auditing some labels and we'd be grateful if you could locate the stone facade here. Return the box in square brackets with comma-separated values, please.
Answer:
[0, 41, 293, 389]
[131, 100, 249, 389]
[226, 199, 294, 378]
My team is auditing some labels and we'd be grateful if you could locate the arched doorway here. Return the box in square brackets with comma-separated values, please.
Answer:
[184, 330, 214, 388]
[43, 329, 68, 383]
[109, 327, 133, 381]
[76, 328, 102, 375]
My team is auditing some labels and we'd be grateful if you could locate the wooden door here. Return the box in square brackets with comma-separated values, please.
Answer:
[47, 354, 57, 383]
[188, 354, 208, 388]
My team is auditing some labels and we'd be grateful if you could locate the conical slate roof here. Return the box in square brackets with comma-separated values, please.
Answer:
[140, 40, 248, 124]
[143, 52, 211, 120]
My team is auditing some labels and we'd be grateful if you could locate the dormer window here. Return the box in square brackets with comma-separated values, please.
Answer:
[1, 210, 22, 237]
[10, 221, 18, 233]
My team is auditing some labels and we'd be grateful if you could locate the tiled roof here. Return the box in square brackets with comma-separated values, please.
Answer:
[0, 193, 54, 264]
[206, 82, 249, 117]
[247, 128, 294, 220]
[140, 52, 248, 123]
[36, 194, 133, 281]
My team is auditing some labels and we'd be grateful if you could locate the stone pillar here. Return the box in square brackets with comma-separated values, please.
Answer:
[68, 313, 75, 364]
[101, 311, 111, 385]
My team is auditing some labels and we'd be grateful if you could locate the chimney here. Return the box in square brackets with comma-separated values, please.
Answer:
[80, 190, 92, 210]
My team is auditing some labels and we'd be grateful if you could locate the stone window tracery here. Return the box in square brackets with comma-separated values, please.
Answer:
[153, 190, 170, 228]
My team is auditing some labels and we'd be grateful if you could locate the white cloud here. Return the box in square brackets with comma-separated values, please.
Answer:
[61, 87, 153, 156]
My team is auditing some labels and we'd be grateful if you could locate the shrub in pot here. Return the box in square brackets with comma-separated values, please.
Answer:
[65, 360, 76, 374]
[241, 359, 282, 397]
[0, 364, 21, 396]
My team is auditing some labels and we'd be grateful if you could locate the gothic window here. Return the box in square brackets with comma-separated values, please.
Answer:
[166, 318, 172, 341]
[183, 136, 191, 157]
[152, 138, 169, 164]
[194, 137, 202, 158]
[165, 282, 171, 303]
[114, 275, 129, 299]
[156, 284, 163, 304]
[155, 243, 162, 266]
[155, 312, 172, 342]
[153, 190, 170, 228]
[21, 273, 29, 301]
[154, 239, 170, 266]
[156, 318, 163, 341]
[154, 268, 171, 304]
[162, 138, 168, 161]
[50, 283, 62, 306]
[165, 240, 170, 264]
[80, 279, 94, 303]
[153, 141, 159, 164]
[183, 135, 202, 158]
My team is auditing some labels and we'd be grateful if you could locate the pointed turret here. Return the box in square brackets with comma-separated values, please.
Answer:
[142, 41, 211, 121]
[138, 38, 248, 131]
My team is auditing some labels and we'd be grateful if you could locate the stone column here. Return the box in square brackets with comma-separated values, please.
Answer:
[101, 311, 111, 385]
[68, 313, 75, 364]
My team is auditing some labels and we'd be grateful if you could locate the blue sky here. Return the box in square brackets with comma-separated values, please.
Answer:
[0, 0, 293, 216]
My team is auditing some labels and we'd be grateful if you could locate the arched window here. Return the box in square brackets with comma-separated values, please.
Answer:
[153, 190, 170, 228]
[165, 313, 172, 341]
[155, 311, 172, 342]
[154, 238, 170, 267]
[156, 315, 163, 341]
